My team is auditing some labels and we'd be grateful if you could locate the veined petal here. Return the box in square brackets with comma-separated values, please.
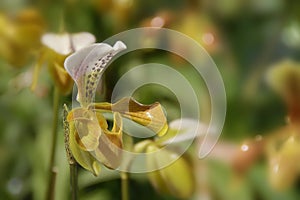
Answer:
[90, 97, 168, 136]
[64, 41, 126, 106]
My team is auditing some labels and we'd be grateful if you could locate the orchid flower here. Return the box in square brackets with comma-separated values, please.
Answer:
[266, 59, 300, 124]
[265, 60, 300, 190]
[63, 41, 168, 175]
[31, 32, 96, 95]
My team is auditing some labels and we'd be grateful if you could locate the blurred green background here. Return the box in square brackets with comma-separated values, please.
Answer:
[1, 0, 300, 199]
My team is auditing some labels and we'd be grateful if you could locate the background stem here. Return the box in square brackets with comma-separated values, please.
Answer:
[121, 172, 129, 200]
[46, 87, 60, 200]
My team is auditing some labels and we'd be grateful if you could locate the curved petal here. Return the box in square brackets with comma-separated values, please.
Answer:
[64, 41, 126, 106]
[91, 97, 168, 136]
[94, 112, 123, 169]
[68, 116, 101, 176]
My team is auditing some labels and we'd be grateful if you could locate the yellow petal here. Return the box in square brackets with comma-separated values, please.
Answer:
[53, 61, 73, 94]
[68, 108, 102, 151]
[111, 112, 122, 134]
[96, 112, 108, 130]
[146, 144, 195, 198]
[94, 112, 123, 169]
[30, 51, 45, 91]
[90, 97, 168, 136]
[267, 134, 300, 190]
[47, 50, 73, 95]
[147, 170, 170, 196]
[133, 140, 153, 153]
[68, 116, 101, 176]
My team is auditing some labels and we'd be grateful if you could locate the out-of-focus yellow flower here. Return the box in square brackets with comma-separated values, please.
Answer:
[133, 119, 197, 199]
[173, 11, 221, 54]
[92, 0, 134, 31]
[266, 127, 300, 190]
[265, 60, 300, 190]
[31, 32, 96, 95]
[146, 143, 195, 199]
[266, 59, 300, 124]
[0, 9, 45, 67]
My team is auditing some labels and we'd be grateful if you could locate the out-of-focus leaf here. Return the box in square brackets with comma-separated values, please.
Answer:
[208, 160, 252, 200]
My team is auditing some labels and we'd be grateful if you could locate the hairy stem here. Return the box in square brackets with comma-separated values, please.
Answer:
[46, 87, 60, 200]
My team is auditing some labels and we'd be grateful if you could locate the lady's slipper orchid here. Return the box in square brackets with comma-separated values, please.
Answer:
[31, 32, 96, 95]
[63, 41, 168, 175]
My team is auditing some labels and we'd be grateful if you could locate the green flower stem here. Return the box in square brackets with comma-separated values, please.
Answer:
[70, 163, 78, 200]
[121, 171, 129, 200]
[46, 167, 58, 200]
[46, 87, 60, 200]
